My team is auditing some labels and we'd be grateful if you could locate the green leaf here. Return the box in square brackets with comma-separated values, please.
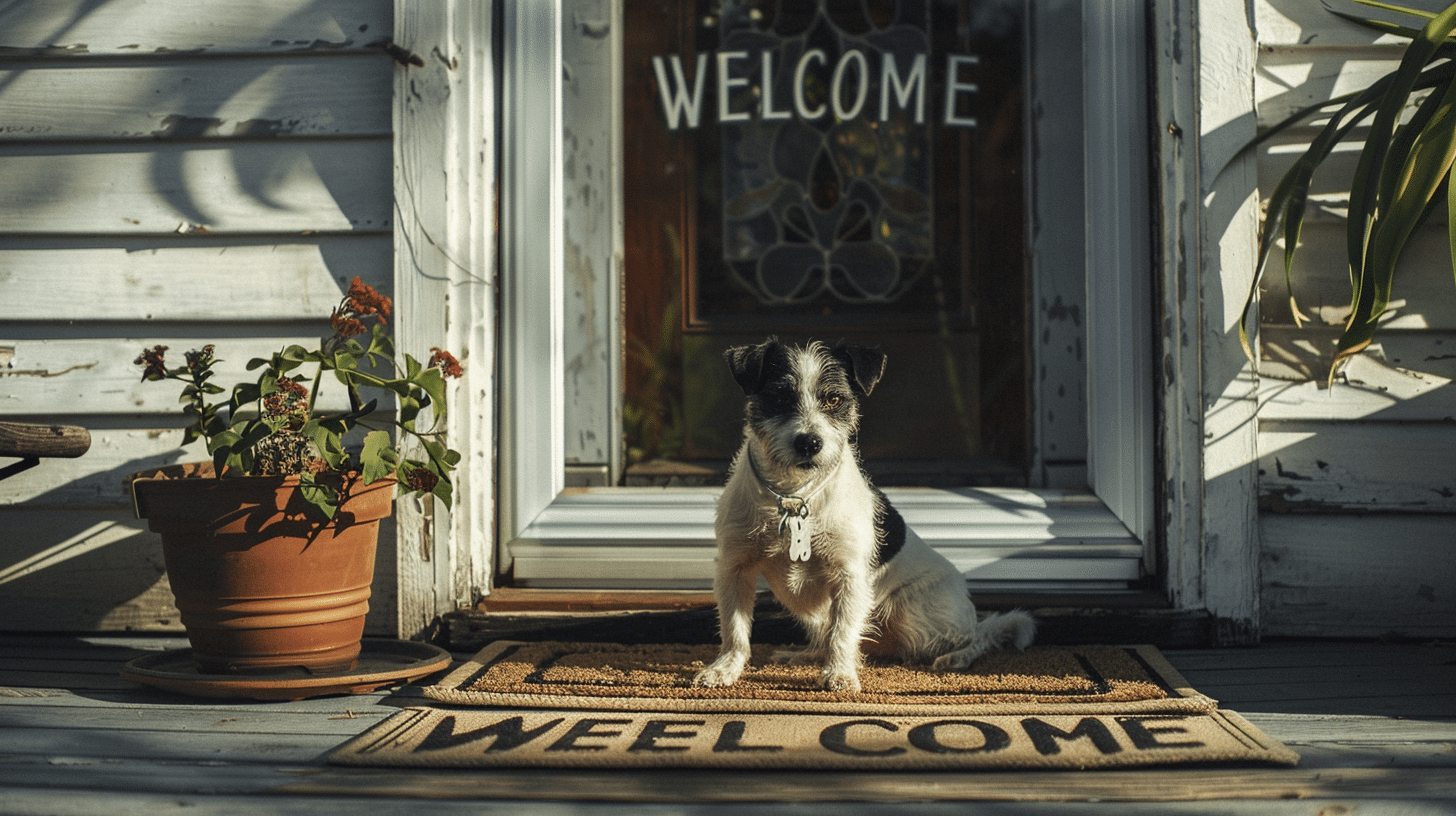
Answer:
[414, 368, 448, 426]
[333, 349, 359, 371]
[1341, 5, 1456, 341]
[1449, 160, 1456, 290]
[433, 475, 454, 510]
[298, 471, 339, 520]
[360, 429, 398, 484]
[1240, 89, 1383, 360]
[1338, 69, 1456, 378]
[280, 344, 312, 362]
[300, 419, 347, 470]
[397, 393, 422, 429]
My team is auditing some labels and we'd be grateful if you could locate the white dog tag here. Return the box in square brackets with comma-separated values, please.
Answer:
[786, 514, 811, 561]
[778, 497, 812, 561]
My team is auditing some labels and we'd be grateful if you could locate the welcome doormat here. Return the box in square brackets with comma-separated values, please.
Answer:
[420, 641, 1215, 715]
[328, 641, 1299, 770]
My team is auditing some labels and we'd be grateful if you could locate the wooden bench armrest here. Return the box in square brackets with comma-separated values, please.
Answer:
[0, 421, 92, 459]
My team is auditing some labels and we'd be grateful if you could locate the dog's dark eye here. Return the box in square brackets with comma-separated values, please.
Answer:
[821, 394, 842, 411]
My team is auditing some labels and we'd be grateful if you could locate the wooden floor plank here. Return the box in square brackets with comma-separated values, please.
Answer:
[1241, 712, 1456, 742]
[1, 754, 1453, 805]
[275, 766, 1456, 803]
[0, 704, 393, 735]
[1166, 643, 1456, 670]
[2, 789, 1449, 816]
[0, 638, 1452, 810]
[2, 725, 352, 764]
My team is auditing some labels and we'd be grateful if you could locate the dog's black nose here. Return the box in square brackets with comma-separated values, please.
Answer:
[793, 433, 822, 459]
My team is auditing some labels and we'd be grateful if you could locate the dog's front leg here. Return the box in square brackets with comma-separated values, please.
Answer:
[820, 570, 873, 692]
[692, 564, 757, 687]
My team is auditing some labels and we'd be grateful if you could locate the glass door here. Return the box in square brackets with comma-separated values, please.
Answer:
[622, 0, 1027, 488]
[498, 0, 1151, 593]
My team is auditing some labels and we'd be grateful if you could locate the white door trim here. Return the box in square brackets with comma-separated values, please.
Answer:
[1150, 0, 1263, 642]
[392, 0, 500, 637]
[491, 0, 1155, 595]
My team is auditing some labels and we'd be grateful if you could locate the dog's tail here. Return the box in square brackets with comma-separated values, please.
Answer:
[978, 609, 1036, 652]
[930, 608, 1037, 671]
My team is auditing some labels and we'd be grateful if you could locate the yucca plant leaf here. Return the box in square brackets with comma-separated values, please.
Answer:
[1337, 73, 1456, 377]
[1346, 6, 1456, 266]
[1328, 0, 1434, 37]
[1240, 90, 1385, 359]
[1331, 3, 1456, 381]
[1449, 162, 1456, 292]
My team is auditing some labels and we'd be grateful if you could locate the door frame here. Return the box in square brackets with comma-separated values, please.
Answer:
[389, 0, 1265, 643]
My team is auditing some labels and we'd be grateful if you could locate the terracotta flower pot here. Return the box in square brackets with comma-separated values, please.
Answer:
[130, 463, 394, 675]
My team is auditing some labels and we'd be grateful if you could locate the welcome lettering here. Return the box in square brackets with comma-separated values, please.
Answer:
[408, 714, 1208, 760]
[650, 50, 978, 130]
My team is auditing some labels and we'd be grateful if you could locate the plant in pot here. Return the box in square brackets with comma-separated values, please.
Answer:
[1242, 0, 1456, 382]
[128, 277, 462, 675]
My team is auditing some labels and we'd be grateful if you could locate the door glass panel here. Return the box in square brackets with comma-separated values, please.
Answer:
[623, 0, 1027, 487]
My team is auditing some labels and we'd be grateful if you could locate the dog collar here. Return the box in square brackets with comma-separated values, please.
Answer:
[744, 450, 824, 562]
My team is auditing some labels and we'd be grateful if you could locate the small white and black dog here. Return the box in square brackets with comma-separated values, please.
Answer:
[693, 337, 1035, 693]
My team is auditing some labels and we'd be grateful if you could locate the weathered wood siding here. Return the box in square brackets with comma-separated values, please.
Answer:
[1254, 1, 1456, 637]
[0, 1, 398, 633]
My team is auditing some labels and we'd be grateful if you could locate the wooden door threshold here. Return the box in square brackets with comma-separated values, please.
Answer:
[445, 589, 1215, 651]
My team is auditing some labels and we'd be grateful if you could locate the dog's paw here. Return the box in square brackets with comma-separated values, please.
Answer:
[931, 651, 976, 672]
[821, 669, 861, 693]
[692, 659, 746, 688]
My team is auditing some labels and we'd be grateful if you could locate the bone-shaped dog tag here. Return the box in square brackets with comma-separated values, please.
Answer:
[786, 514, 811, 561]
[778, 497, 812, 561]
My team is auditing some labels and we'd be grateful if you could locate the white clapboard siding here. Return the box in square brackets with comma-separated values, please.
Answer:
[1254, 0, 1413, 48]
[1261, 514, 1456, 638]
[0, 336, 376, 416]
[0, 141, 391, 235]
[1256, 47, 1404, 124]
[0, 238, 391, 321]
[0, 507, 399, 634]
[0, 58, 390, 141]
[1259, 329, 1456, 416]
[0, 1, 398, 635]
[1253, 2, 1456, 638]
[0, 427, 204, 506]
[0, 0, 390, 56]
[1260, 420, 1456, 512]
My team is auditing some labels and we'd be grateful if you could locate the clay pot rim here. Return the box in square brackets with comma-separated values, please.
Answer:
[127, 462, 396, 520]
[126, 461, 396, 487]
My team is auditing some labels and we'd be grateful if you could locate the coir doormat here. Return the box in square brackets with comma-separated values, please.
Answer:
[329, 641, 1298, 770]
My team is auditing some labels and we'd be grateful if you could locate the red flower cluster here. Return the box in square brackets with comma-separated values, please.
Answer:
[331, 277, 393, 339]
[405, 468, 439, 493]
[330, 310, 367, 338]
[428, 347, 463, 378]
[346, 276, 392, 325]
[135, 345, 169, 381]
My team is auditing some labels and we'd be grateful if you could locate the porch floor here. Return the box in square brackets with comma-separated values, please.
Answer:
[1, 635, 1453, 815]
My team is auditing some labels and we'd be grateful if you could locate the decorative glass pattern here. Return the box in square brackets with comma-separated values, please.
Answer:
[718, 0, 934, 306]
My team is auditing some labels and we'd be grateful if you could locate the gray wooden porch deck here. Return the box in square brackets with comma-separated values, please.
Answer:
[2, 635, 1454, 815]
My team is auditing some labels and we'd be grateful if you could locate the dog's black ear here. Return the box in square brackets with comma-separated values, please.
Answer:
[724, 336, 788, 396]
[831, 343, 887, 396]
